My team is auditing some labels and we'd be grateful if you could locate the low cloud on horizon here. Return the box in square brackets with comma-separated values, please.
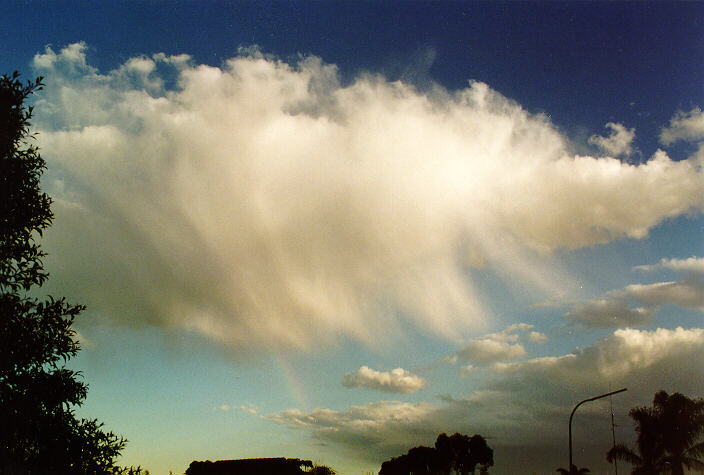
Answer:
[270, 326, 704, 468]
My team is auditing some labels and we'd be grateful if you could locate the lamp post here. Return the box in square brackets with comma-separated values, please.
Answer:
[569, 388, 627, 472]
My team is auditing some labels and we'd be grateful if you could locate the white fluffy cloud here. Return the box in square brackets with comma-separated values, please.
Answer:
[528, 331, 547, 343]
[342, 366, 426, 394]
[456, 338, 526, 365]
[453, 323, 544, 365]
[32, 43, 704, 352]
[660, 107, 704, 145]
[588, 122, 635, 157]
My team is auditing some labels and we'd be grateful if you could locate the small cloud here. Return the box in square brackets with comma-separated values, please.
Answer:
[342, 366, 426, 394]
[588, 122, 635, 157]
[566, 263, 704, 328]
[566, 298, 656, 328]
[634, 256, 704, 275]
[528, 331, 547, 344]
[660, 107, 704, 145]
[621, 281, 704, 312]
[215, 403, 258, 414]
[453, 323, 543, 365]
[73, 331, 95, 349]
[502, 322, 534, 334]
[459, 365, 476, 378]
[238, 404, 258, 414]
[456, 339, 526, 365]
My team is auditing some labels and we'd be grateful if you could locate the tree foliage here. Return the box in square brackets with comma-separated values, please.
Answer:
[0, 71, 126, 474]
[379, 432, 494, 475]
[606, 390, 704, 475]
[308, 465, 336, 475]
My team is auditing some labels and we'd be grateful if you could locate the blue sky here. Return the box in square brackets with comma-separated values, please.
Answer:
[3, 2, 704, 474]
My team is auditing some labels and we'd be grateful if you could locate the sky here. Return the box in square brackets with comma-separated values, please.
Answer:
[2, 2, 704, 474]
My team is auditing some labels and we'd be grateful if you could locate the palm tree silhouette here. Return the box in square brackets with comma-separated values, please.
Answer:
[607, 391, 704, 475]
[556, 464, 590, 474]
[607, 405, 666, 474]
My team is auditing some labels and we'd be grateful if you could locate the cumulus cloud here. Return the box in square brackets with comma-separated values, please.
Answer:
[621, 280, 704, 311]
[453, 323, 544, 365]
[660, 107, 704, 145]
[567, 298, 656, 328]
[456, 338, 526, 365]
[342, 366, 426, 394]
[588, 122, 635, 157]
[32, 43, 704, 352]
[634, 256, 704, 275]
[528, 331, 548, 343]
[493, 327, 704, 392]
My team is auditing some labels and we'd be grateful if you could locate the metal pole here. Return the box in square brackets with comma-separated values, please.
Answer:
[569, 388, 627, 472]
[610, 394, 618, 475]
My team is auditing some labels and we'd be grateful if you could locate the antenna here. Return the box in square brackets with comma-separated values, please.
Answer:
[610, 387, 618, 475]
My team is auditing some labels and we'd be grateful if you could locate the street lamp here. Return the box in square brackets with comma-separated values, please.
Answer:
[569, 388, 627, 471]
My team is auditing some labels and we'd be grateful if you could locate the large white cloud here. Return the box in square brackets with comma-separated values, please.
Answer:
[342, 366, 426, 394]
[32, 43, 704, 352]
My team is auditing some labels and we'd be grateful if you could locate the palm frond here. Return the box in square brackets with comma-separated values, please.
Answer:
[607, 444, 643, 466]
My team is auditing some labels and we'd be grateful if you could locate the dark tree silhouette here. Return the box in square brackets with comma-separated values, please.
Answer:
[606, 404, 666, 475]
[0, 72, 126, 474]
[309, 464, 336, 475]
[606, 391, 704, 475]
[379, 432, 493, 475]
[186, 458, 313, 475]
